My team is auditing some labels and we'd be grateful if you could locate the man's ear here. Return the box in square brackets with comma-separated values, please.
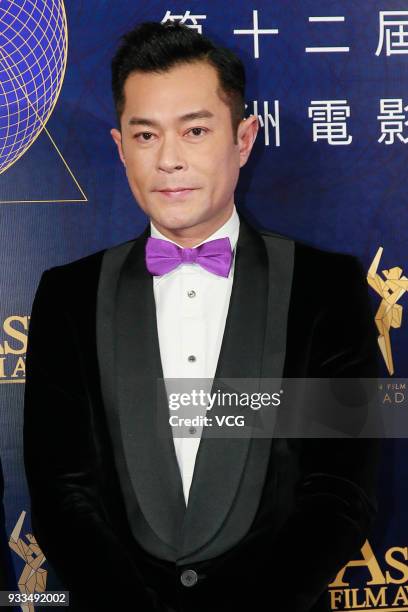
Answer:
[237, 114, 259, 168]
[110, 128, 126, 168]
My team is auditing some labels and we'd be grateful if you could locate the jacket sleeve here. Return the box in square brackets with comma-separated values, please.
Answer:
[216, 254, 381, 612]
[23, 269, 166, 611]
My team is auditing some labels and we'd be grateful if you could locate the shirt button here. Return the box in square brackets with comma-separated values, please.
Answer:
[180, 569, 198, 587]
[189, 426, 197, 435]
[187, 290, 196, 298]
[187, 355, 196, 362]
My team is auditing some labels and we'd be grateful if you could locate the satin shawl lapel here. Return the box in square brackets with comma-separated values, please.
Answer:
[97, 226, 186, 556]
[179, 218, 295, 561]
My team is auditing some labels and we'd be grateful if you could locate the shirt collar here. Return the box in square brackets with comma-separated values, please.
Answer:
[150, 204, 240, 253]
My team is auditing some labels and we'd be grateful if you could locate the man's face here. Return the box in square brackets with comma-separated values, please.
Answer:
[111, 61, 258, 241]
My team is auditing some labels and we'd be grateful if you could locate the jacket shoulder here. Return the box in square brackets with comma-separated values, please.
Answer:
[259, 227, 362, 274]
[41, 238, 137, 288]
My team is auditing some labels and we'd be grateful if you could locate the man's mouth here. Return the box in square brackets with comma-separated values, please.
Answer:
[155, 187, 198, 199]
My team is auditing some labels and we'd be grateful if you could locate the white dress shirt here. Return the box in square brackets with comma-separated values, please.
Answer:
[150, 205, 240, 505]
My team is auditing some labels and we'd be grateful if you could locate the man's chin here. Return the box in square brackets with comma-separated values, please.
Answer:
[151, 210, 205, 233]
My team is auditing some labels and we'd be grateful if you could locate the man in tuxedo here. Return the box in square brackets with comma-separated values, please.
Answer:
[24, 21, 380, 612]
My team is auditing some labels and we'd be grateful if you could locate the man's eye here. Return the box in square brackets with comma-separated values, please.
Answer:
[135, 132, 154, 141]
[188, 127, 207, 137]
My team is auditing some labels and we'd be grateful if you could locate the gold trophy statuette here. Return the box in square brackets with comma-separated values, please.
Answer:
[367, 247, 408, 376]
[8, 510, 47, 612]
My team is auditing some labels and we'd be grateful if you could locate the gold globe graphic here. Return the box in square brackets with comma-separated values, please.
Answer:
[0, 0, 68, 174]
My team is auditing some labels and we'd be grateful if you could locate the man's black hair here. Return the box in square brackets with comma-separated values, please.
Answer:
[111, 21, 246, 143]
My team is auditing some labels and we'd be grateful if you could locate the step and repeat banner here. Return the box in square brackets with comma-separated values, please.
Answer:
[0, 1, 407, 610]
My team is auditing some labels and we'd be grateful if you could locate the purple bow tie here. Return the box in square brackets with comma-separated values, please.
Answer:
[145, 236, 233, 278]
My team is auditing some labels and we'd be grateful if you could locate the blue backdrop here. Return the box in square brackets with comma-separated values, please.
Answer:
[1, 1, 407, 610]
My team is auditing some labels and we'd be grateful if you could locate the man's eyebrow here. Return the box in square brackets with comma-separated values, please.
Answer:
[128, 110, 215, 127]
[179, 110, 214, 122]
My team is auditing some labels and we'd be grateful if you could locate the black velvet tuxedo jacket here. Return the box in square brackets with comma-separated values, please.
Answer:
[24, 215, 380, 612]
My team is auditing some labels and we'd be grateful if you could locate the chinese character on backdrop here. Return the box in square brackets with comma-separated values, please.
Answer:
[305, 15, 349, 53]
[308, 100, 352, 145]
[233, 10, 279, 59]
[376, 11, 408, 56]
[246, 101, 280, 147]
[378, 99, 408, 144]
[161, 10, 206, 34]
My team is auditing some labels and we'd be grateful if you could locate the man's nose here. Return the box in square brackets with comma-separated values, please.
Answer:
[157, 135, 187, 172]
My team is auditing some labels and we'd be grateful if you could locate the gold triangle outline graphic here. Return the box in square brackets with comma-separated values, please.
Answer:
[0, 123, 88, 204]
[0, 1, 83, 203]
